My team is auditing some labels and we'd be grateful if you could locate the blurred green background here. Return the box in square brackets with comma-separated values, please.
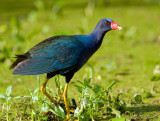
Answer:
[0, 0, 160, 107]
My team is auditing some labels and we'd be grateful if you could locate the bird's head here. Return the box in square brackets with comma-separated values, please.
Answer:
[97, 18, 122, 32]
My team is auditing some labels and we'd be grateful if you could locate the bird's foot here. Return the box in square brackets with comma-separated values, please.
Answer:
[63, 117, 70, 121]
[69, 98, 77, 114]
[69, 109, 75, 113]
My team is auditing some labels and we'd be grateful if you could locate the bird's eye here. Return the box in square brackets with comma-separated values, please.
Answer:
[105, 21, 109, 25]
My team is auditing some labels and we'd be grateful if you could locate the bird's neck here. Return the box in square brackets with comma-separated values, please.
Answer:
[88, 26, 108, 49]
[90, 29, 105, 43]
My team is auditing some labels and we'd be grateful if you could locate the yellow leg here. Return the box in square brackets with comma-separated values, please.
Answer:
[63, 83, 70, 121]
[57, 90, 64, 103]
[41, 78, 54, 102]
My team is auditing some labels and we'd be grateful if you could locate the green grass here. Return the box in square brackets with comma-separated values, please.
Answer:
[0, 0, 160, 120]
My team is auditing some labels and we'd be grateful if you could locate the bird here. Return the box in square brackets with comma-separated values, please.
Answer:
[10, 18, 122, 120]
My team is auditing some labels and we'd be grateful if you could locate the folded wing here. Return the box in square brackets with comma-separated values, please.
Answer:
[11, 36, 84, 75]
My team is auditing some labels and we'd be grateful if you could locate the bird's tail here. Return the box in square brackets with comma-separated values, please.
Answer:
[10, 52, 30, 69]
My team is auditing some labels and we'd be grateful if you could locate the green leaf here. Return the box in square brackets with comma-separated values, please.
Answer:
[0, 94, 5, 98]
[150, 75, 160, 81]
[112, 108, 121, 118]
[14, 96, 22, 99]
[27, 88, 33, 98]
[77, 80, 84, 85]
[93, 84, 101, 93]
[58, 106, 65, 118]
[134, 94, 143, 103]
[106, 81, 116, 91]
[23, 96, 31, 98]
[6, 86, 12, 97]
[146, 92, 153, 98]
[32, 96, 38, 102]
[50, 106, 65, 119]
[74, 107, 80, 116]
[84, 78, 91, 86]
[112, 117, 125, 121]
[5, 97, 11, 101]
[55, 77, 60, 89]
[92, 100, 104, 108]
[33, 88, 38, 94]
[74, 85, 83, 93]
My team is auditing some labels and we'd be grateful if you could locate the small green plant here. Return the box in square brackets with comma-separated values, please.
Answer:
[73, 78, 126, 120]
[150, 65, 160, 93]
[50, 106, 65, 120]
[0, 77, 126, 120]
[133, 93, 143, 104]
[0, 86, 12, 121]
[27, 88, 38, 121]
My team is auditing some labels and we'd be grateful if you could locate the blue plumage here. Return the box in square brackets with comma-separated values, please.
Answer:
[12, 36, 85, 75]
[106, 18, 113, 22]
[11, 18, 122, 82]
